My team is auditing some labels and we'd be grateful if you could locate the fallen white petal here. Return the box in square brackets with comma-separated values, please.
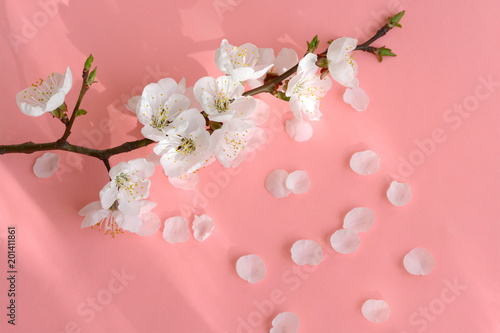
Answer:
[387, 181, 412, 207]
[33, 153, 60, 178]
[169, 173, 199, 190]
[343, 207, 375, 232]
[270, 312, 300, 333]
[236, 254, 266, 284]
[265, 169, 291, 198]
[403, 248, 435, 276]
[330, 229, 361, 254]
[192, 214, 215, 242]
[285, 170, 310, 195]
[350, 150, 380, 175]
[291, 240, 323, 265]
[362, 299, 391, 323]
[343, 87, 369, 111]
[285, 118, 313, 142]
[163, 216, 190, 243]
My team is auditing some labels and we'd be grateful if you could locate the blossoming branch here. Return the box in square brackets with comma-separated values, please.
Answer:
[0, 11, 405, 239]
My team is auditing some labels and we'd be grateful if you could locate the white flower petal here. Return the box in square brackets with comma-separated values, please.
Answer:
[117, 195, 142, 216]
[343, 207, 375, 232]
[236, 254, 266, 284]
[403, 248, 436, 276]
[117, 214, 142, 233]
[146, 153, 162, 165]
[136, 212, 161, 236]
[79, 201, 109, 228]
[330, 229, 361, 254]
[163, 216, 190, 243]
[169, 173, 199, 190]
[327, 37, 358, 63]
[274, 48, 299, 75]
[230, 67, 255, 82]
[285, 118, 313, 142]
[79, 201, 103, 216]
[60, 66, 73, 94]
[291, 240, 323, 265]
[99, 182, 118, 209]
[33, 153, 60, 178]
[270, 312, 300, 333]
[327, 37, 358, 87]
[248, 99, 269, 125]
[387, 181, 412, 207]
[265, 169, 291, 198]
[193, 214, 215, 242]
[125, 95, 141, 113]
[285, 170, 310, 195]
[344, 87, 369, 111]
[362, 299, 391, 323]
[350, 150, 380, 175]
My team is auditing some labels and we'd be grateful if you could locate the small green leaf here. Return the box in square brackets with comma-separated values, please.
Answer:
[84, 54, 94, 71]
[388, 10, 405, 28]
[87, 67, 97, 85]
[378, 47, 397, 57]
[75, 109, 87, 117]
[375, 47, 397, 62]
[58, 102, 68, 112]
[307, 35, 319, 53]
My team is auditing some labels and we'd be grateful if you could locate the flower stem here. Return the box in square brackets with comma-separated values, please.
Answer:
[0, 138, 155, 161]
[243, 64, 298, 97]
[60, 65, 90, 142]
[355, 25, 391, 52]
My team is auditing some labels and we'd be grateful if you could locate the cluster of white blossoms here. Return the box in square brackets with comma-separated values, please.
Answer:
[125, 37, 370, 186]
[79, 158, 158, 237]
[17, 37, 374, 239]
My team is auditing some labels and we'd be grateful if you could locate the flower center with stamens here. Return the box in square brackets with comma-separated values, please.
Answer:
[293, 83, 304, 94]
[91, 204, 124, 238]
[215, 94, 231, 113]
[115, 173, 131, 189]
[21, 73, 58, 107]
[224, 131, 247, 159]
[177, 138, 196, 155]
[345, 53, 355, 69]
[151, 107, 172, 130]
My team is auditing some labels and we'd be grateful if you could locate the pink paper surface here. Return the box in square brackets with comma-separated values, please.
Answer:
[1, 0, 500, 332]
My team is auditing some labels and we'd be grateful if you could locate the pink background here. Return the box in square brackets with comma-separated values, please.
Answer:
[1, 0, 500, 332]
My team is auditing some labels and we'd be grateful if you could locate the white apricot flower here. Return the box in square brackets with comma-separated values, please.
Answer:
[16, 67, 72, 117]
[99, 158, 155, 216]
[79, 200, 160, 237]
[327, 37, 358, 87]
[215, 39, 274, 81]
[134, 78, 190, 141]
[154, 109, 212, 177]
[193, 75, 256, 122]
[210, 119, 264, 168]
[285, 53, 332, 121]
[246, 47, 299, 89]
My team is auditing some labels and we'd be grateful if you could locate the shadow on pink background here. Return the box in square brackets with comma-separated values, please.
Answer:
[1, 0, 499, 332]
